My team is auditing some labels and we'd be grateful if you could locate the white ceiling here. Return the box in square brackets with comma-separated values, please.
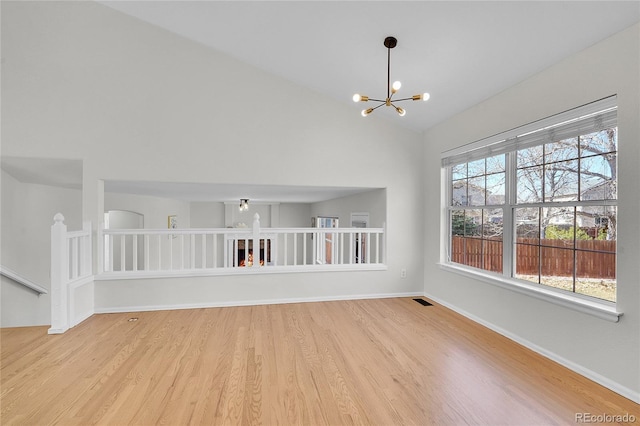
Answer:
[4, 1, 639, 202]
[100, 0, 640, 132]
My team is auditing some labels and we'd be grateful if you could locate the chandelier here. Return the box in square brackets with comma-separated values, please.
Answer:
[353, 36, 430, 117]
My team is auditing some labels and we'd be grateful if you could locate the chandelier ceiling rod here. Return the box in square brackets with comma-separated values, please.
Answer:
[353, 36, 430, 117]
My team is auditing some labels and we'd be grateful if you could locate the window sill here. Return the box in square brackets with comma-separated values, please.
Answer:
[437, 263, 622, 323]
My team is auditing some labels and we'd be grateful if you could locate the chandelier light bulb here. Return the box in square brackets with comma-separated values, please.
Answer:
[422, 92, 430, 101]
[353, 94, 361, 102]
[392, 81, 402, 93]
[361, 108, 373, 117]
[396, 107, 406, 116]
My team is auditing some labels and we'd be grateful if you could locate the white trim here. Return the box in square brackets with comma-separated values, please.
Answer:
[94, 291, 423, 314]
[438, 263, 621, 322]
[423, 292, 640, 404]
[95, 263, 387, 281]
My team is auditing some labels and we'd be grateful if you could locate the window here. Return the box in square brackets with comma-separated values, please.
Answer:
[442, 97, 617, 304]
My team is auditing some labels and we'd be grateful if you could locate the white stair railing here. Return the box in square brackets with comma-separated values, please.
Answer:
[99, 213, 385, 276]
[0, 265, 48, 294]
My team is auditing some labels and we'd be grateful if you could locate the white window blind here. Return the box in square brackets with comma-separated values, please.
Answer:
[441, 95, 617, 167]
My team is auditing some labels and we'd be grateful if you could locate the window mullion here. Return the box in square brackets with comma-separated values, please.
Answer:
[503, 151, 516, 278]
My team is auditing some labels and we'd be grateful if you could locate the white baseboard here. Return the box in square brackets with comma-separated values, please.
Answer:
[423, 292, 640, 404]
[94, 291, 424, 314]
[71, 309, 94, 328]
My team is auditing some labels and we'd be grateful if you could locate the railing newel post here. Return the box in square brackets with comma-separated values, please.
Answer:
[49, 213, 69, 334]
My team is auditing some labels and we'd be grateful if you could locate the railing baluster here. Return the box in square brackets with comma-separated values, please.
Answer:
[213, 234, 218, 268]
[132, 235, 138, 271]
[190, 234, 196, 270]
[375, 232, 380, 264]
[349, 233, 353, 264]
[303, 232, 307, 265]
[293, 233, 298, 265]
[108, 234, 113, 272]
[201, 234, 206, 269]
[144, 234, 149, 271]
[180, 235, 185, 270]
[71, 237, 79, 279]
[120, 235, 126, 271]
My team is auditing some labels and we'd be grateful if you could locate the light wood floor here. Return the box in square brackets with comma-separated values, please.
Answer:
[2, 298, 639, 425]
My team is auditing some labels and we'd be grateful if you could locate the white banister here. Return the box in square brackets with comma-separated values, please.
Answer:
[49, 213, 69, 334]
[50, 214, 94, 334]
[99, 225, 385, 278]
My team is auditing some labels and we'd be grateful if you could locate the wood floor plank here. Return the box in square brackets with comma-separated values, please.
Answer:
[2, 298, 639, 425]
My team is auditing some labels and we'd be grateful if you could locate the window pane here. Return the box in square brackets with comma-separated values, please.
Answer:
[517, 146, 543, 168]
[580, 128, 617, 156]
[580, 153, 616, 200]
[452, 163, 467, 180]
[576, 205, 616, 243]
[482, 209, 503, 239]
[482, 239, 503, 272]
[540, 247, 574, 290]
[544, 160, 578, 202]
[542, 207, 575, 248]
[486, 173, 505, 204]
[515, 243, 539, 283]
[486, 155, 505, 174]
[517, 166, 543, 203]
[468, 177, 485, 206]
[465, 209, 482, 236]
[464, 236, 482, 269]
[545, 137, 578, 163]
[451, 210, 466, 236]
[515, 207, 539, 241]
[468, 159, 485, 177]
[576, 251, 616, 302]
[452, 181, 467, 206]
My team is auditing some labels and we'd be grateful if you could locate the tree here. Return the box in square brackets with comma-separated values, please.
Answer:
[516, 127, 617, 240]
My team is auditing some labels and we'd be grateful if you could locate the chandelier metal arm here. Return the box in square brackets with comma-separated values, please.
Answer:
[393, 96, 420, 102]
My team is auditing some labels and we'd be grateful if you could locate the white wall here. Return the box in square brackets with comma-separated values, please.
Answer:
[423, 24, 640, 401]
[310, 189, 386, 228]
[104, 192, 191, 229]
[2, 2, 424, 313]
[1, 170, 82, 327]
[190, 202, 226, 228]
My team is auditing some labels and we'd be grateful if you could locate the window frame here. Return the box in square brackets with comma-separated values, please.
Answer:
[439, 96, 622, 322]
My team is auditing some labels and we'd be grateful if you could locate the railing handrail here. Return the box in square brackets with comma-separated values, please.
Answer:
[102, 226, 385, 235]
[0, 265, 48, 295]
[66, 229, 91, 238]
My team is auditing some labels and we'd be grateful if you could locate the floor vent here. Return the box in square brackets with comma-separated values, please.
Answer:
[413, 298, 433, 306]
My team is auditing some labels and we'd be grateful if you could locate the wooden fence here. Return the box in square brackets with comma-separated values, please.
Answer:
[451, 236, 616, 278]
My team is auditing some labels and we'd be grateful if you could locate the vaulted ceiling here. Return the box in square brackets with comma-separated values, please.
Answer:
[4, 1, 639, 202]
[100, 1, 640, 132]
